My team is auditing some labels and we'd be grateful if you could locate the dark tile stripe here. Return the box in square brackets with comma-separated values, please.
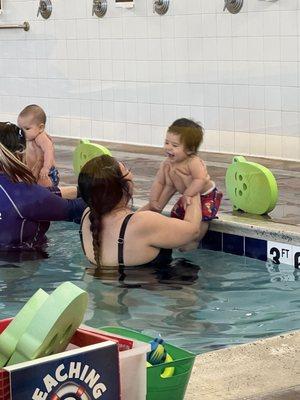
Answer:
[223, 233, 245, 256]
[245, 237, 268, 261]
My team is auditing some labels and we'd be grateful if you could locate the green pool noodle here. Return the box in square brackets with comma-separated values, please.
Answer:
[0, 289, 48, 367]
[73, 139, 112, 174]
[8, 282, 88, 365]
[225, 156, 278, 215]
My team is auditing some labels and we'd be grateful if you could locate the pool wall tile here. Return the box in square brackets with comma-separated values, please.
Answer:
[245, 237, 267, 261]
[201, 231, 223, 251]
[223, 233, 244, 256]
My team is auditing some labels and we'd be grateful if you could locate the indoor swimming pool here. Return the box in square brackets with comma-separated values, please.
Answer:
[0, 221, 299, 355]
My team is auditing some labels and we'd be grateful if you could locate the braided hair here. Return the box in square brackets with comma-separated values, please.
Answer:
[78, 155, 132, 268]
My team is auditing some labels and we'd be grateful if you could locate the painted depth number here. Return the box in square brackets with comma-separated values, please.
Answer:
[268, 242, 300, 269]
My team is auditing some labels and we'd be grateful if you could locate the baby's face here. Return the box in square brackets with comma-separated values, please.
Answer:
[17, 115, 43, 141]
[164, 132, 188, 163]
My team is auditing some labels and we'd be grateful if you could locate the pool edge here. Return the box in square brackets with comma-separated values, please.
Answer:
[185, 329, 300, 400]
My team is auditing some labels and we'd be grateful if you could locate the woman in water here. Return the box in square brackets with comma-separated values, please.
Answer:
[78, 155, 202, 270]
[0, 122, 86, 250]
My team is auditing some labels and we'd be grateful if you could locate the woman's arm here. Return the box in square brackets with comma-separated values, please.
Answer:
[21, 183, 86, 223]
[59, 185, 79, 199]
[139, 194, 201, 249]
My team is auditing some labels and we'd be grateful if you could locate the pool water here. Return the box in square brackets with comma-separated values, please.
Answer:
[0, 222, 299, 354]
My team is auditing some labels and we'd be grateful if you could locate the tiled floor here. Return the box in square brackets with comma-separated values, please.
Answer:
[245, 386, 300, 400]
[55, 137, 300, 227]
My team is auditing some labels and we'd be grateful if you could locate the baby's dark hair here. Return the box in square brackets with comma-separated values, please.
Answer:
[167, 118, 204, 154]
[18, 104, 46, 125]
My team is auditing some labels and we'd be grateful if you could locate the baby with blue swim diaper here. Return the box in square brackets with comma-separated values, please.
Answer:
[17, 104, 59, 187]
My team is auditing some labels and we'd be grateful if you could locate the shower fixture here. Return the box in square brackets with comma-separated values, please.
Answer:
[37, 0, 52, 19]
[153, 0, 170, 15]
[223, 0, 243, 14]
[92, 0, 107, 17]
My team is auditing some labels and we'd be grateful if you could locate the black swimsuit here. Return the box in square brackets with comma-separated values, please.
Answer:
[80, 211, 172, 269]
[118, 214, 172, 269]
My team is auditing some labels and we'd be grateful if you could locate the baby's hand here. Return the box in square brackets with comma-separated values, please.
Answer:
[149, 200, 162, 213]
[40, 166, 49, 178]
[181, 195, 192, 210]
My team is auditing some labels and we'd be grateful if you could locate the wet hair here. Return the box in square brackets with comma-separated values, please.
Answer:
[167, 118, 204, 154]
[0, 122, 36, 183]
[78, 155, 132, 269]
[18, 104, 46, 125]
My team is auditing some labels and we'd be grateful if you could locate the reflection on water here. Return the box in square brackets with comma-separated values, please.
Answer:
[0, 222, 299, 354]
[86, 257, 200, 290]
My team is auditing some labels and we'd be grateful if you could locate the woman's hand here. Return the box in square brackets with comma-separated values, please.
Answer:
[149, 200, 163, 212]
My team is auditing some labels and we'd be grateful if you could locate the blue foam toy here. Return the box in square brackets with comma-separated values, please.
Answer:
[147, 337, 167, 365]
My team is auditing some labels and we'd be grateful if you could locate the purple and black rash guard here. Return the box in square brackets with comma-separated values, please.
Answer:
[0, 174, 86, 250]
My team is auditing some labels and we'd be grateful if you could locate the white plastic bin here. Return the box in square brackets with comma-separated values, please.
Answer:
[81, 325, 150, 400]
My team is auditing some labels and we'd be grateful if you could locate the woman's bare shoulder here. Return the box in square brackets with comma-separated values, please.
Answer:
[133, 210, 167, 227]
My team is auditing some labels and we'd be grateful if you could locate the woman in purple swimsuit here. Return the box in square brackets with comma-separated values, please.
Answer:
[0, 122, 86, 250]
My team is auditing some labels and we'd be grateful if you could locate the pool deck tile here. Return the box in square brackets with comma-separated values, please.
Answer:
[245, 386, 300, 399]
[185, 330, 300, 400]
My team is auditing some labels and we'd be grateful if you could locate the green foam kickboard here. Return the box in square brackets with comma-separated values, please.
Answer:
[73, 139, 112, 175]
[0, 289, 48, 367]
[8, 282, 88, 365]
[225, 155, 278, 215]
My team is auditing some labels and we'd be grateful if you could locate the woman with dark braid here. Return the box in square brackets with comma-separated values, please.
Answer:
[78, 155, 202, 271]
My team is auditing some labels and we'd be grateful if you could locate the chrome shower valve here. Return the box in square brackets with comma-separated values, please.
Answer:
[153, 0, 170, 15]
[37, 0, 52, 19]
[92, 0, 107, 18]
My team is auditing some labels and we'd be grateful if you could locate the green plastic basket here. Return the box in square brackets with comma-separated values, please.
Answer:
[101, 326, 195, 400]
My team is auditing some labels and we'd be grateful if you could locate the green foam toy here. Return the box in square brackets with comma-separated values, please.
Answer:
[8, 282, 88, 365]
[225, 156, 278, 215]
[73, 139, 112, 175]
[0, 289, 48, 367]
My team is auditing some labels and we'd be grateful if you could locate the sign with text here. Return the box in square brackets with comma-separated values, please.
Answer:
[5, 341, 120, 400]
[267, 241, 300, 269]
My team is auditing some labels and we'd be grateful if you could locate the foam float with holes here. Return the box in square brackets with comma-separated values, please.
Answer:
[225, 155, 278, 215]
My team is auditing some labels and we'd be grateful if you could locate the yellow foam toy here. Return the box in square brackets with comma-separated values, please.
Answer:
[160, 353, 175, 378]
[147, 353, 175, 379]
